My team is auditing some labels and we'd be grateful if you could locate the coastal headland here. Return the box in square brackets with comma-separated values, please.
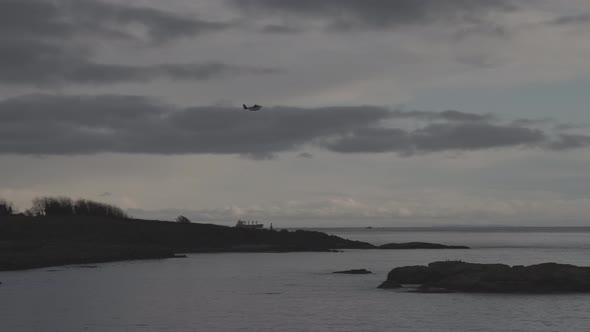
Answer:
[0, 215, 471, 271]
[0, 215, 372, 271]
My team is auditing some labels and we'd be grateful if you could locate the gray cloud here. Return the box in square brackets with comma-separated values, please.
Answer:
[0, 95, 389, 155]
[390, 109, 494, 122]
[509, 118, 589, 133]
[297, 152, 314, 159]
[412, 123, 545, 152]
[0, 38, 278, 85]
[550, 14, 590, 26]
[554, 123, 590, 131]
[69, 0, 232, 43]
[0, 0, 262, 86]
[1, 94, 588, 157]
[547, 134, 590, 151]
[322, 128, 411, 153]
[321, 123, 547, 154]
[0, 0, 231, 44]
[230, 0, 516, 31]
[510, 117, 556, 127]
[260, 24, 302, 34]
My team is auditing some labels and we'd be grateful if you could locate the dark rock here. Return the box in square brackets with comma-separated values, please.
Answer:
[333, 269, 372, 274]
[380, 261, 590, 293]
[411, 287, 455, 293]
[377, 280, 401, 289]
[385, 265, 435, 284]
[379, 242, 469, 249]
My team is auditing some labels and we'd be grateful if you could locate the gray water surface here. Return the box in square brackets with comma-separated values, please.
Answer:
[1, 229, 590, 332]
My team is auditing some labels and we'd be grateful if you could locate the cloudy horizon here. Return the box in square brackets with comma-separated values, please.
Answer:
[2, 0, 590, 226]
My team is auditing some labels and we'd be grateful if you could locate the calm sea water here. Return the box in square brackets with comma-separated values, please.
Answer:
[1, 228, 590, 332]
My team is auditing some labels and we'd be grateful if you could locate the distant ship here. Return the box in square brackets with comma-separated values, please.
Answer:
[235, 219, 264, 229]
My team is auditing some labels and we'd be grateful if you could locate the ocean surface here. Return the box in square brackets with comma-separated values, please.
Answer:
[1, 227, 590, 332]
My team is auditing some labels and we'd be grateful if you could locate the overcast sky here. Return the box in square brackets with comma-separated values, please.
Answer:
[2, 0, 590, 226]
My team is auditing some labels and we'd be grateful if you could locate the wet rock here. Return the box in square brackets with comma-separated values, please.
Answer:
[377, 280, 401, 289]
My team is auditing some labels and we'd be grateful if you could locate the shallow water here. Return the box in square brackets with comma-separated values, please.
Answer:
[1, 229, 590, 331]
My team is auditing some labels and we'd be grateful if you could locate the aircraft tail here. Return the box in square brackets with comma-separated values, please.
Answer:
[243, 104, 248, 109]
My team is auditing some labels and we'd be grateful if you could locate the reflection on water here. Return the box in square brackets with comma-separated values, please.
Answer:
[1, 230, 590, 332]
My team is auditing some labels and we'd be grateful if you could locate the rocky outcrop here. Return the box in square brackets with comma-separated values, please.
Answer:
[333, 269, 372, 274]
[379, 242, 469, 249]
[379, 261, 590, 293]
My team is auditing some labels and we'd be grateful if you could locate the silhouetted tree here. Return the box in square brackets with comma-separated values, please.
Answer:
[0, 199, 14, 216]
[29, 196, 74, 216]
[28, 196, 128, 219]
[28, 197, 45, 216]
[73, 199, 128, 219]
[176, 215, 191, 223]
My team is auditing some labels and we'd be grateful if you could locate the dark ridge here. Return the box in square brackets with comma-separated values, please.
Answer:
[378, 260, 590, 293]
[379, 242, 470, 249]
[0, 215, 374, 271]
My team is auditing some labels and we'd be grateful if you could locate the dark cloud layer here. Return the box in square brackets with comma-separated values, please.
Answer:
[69, 0, 232, 43]
[0, 0, 231, 43]
[0, 0, 268, 86]
[390, 109, 494, 122]
[0, 42, 279, 85]
[0, 94, 587, 157]
[550, 14, 590, 26]
[230, 0, 516, 31]
[260, 24, 302, 34]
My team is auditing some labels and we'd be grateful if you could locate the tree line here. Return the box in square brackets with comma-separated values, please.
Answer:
[0, 197, 129, 219]
[0, 199, 13, 216]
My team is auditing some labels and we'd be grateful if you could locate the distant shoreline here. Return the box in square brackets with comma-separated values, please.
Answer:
[0, 215, 470, 271]
[295, 226, 590, 233]
[0, 215, 372, 271]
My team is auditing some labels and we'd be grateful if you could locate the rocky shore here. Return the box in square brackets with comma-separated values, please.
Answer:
[379, 260, 590, 293]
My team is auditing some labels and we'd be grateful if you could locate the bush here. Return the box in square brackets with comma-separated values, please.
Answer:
[0, 199, 14, 216]
[176, 215, 191, 223]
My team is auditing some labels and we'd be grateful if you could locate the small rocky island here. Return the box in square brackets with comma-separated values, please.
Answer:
[333, 269, 372, 274]
[378, 260, 590, 293]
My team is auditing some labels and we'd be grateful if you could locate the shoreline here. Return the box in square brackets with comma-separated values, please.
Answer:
[0, 215, 371, 271]
[0, 215, 469, 272]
